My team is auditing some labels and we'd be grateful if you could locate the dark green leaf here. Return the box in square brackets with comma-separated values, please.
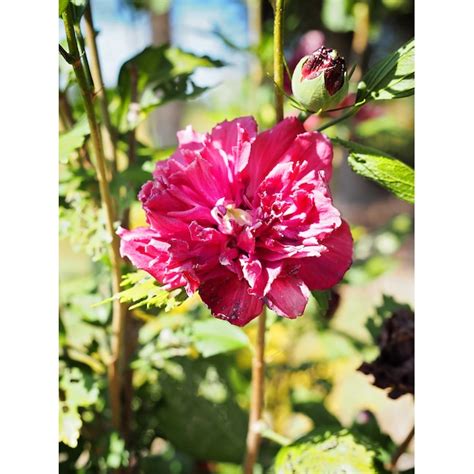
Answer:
[365, 295, 412, 343]
[115, 45, 224, 132]
[334, 138, 414, 203]
[155, 356, 248, 463]
[191, 319, 250, 358]
[357, 39, 414, 102]
[311, 290, 331, 319]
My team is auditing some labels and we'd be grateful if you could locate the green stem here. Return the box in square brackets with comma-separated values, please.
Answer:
[317, 103, 364, 132]
[62, 4, 126, 435]
[84, 2, 118, 175]
[273, 0, 284, 123]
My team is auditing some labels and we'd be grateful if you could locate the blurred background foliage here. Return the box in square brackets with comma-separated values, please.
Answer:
[59, 0, 414, 472]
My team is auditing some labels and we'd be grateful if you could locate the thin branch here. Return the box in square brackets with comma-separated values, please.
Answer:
[273, 0, 284, 122]
[389, 426, 415, 472]
[62, 3, 126, 435]
[244, 310, 267, 474]
[84, 2, 119, 175]
[317, 103, 364, 132]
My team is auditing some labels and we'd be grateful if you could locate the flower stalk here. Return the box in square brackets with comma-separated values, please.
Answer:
[62, 4, 126, 434]
[243, 1, 285, 471]
[244, 309, 267, 474]
[273, 0, 284, 122]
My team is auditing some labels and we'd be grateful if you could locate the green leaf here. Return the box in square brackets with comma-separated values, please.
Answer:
[365, 295, 412, 343]
[59, 116, 90, 164]
[59, 367, 99, 448]
[274, 428, 389, 474]
[357, 39, 414, 102]
[97, 270, 186, 311]
[334, 138, 414, 203]
[115, 45, 224, 132]
[155, 356, 248, 463]
[311, 290, 331, 319]
[60, 367, 99, 408]
[59, 0, 70, 16]
[191, 319, 250, 358]
[59, 403, 82, 448]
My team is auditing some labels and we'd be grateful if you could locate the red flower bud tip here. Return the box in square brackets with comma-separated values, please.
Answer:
[301, 46, 346, 96]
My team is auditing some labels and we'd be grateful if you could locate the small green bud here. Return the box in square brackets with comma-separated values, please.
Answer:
[291, 46, 349, 113]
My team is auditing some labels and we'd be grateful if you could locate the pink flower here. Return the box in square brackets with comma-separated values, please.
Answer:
[118, 117, 353, 326]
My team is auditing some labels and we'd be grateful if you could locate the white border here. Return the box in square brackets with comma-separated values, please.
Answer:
[0, 1, 58, 471]
[416, 1, 474, 472]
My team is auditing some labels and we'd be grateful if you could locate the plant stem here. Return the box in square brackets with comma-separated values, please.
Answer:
[317, 104, 363, 132]
[273, 0, 284, 122]
[244, 309, 267, 474]
[84, 2, 118, 174]
[243, 4, 285, 470]
[389, 426, 415, 472]
[62, 4, 126, 434]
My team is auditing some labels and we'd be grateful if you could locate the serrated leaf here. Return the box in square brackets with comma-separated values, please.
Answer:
[97, 270, 186, 311]
[357, 39, 414, 102]
[115, 45, 224, 132]
[191, 319, 250, 358]
[59, 116, 90, 163]
[334, 138, 414, 203]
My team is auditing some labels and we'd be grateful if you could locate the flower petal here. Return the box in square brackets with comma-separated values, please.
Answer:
[244, 117, 305, 196]
[199, 271, 264, 326]
[295, 220, 353, 290]
[265, 276, 310, 318]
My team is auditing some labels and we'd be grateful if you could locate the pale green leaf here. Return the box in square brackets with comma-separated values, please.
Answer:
[59, 403, 82, 448]
[59, 116, 90, 163]
[191, 319, 250, 358]
[97, 270, 186, 311]
[60, 367, 99, 408]
[274, 428, 387, 473]
[334, 138, 414, 203]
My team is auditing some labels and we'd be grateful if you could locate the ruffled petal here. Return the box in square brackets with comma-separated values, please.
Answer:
[265, 276, 310, 318]
[199, 271, 264, 326]
[244, 117, 305, 197]
[295, 220, 353, 290]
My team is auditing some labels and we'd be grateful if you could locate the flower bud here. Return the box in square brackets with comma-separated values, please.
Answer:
[291, 46, 349, 113]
